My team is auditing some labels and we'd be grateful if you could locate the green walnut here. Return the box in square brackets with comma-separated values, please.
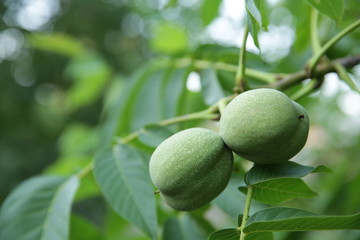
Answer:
[219, 88, 309, 164]
[149, 128, 233, 211]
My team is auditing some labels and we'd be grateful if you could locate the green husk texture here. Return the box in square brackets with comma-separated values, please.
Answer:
[220, 89, 309, 164]
[149, 128, 234, 211]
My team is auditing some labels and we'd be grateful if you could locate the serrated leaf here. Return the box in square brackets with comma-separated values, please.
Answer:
[199, 68, 226, 105]
[202, 0, 222, 26]
[208, 228, 239, 240]
[163, 215, 208, 240]
[138, 124, 174, 148]
[246, 232, 274, 240]
[245, 161, 331, 185]
[244, 207, 360, 233]
[0, 175, 79, 240]
[93, 145, 157, 239]
[305, 0, 344, 21]
[239, 178, 317, 204]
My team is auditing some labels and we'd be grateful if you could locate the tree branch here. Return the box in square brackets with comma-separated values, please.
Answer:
[264, 54, 360, 90]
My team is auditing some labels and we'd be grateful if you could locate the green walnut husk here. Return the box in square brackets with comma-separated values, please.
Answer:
[219, 88, 309, 164]
[149, 128, 234, 211]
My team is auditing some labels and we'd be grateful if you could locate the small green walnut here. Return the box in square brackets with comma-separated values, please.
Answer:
[149, 128, 234, 211]
[219, 88, 309, 164]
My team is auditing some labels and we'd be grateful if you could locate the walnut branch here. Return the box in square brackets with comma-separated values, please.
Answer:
[264, 54, 360, 90]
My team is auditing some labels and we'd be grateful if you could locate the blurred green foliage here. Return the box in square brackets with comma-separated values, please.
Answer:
[0, 0, 360, 239]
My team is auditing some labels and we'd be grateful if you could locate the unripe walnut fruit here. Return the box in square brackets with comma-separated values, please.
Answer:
[219, 88, 309, 164]
[149, 128, 233, 211]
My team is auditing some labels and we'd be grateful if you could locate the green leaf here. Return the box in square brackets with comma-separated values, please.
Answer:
[163, 215, 208, 240]
[70, 214, 101, 240]
[138, 124, 173, 148]
[190, 213, 216, 235]
[65, 52, 111, 110]
[102, 66, 154, 141]
[45, 156, 91, 176]
[161, 67, 190, 118]
[102, 208, 148, 240]
[27, 33, 85, 57]
[208, 228, 239, 240]
[58, 123, 98, 156]
[151, 22, 188, 54]
[239, 178, 317, 204]
[246, 232, 274, 240]
[208, 229, 274, 240]
[100, 64, 159, 144]
[247, 14, 261, 49]
[305, 0, 344, 22]
[245, 161, 331, 185]
[244, 207, 360, 233]
[130, 69, 167, 130]
[199, 68, 226, 105]
[108, 64, 191, 138]
[73, 172, 101, 202]
[0, 175, 79, 240]
[334, 63, 360, 93]
[201, 0, 222, 26]
[93, 145, 157, 239]
[245, 0, 269, 30]
[245, 0, 269, 49]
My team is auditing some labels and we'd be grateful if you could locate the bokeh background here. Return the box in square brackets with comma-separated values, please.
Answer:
[1, 0, 360, 239]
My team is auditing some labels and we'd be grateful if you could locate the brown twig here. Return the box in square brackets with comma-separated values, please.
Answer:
[264, 54, 360, 90]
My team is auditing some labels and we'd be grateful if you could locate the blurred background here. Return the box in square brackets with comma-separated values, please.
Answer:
[1, 0, 360, 239]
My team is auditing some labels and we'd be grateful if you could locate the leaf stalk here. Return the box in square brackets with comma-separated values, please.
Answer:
[239, 185, 253, 240]
[308, 19, 360, 76]
[234, 25, 250, 93]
